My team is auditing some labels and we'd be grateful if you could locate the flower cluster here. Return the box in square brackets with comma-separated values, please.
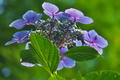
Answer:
[5, 2, 108, 70]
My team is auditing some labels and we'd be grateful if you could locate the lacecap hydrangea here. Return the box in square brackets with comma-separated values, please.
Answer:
[5, 2, 108, 70]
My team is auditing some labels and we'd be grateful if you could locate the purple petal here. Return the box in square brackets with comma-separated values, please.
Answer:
[23, 10, 42, 22]
[5, 38, 18, 45]
[62, 57, 76, 68]
[13, 31, 29, 38]
[30, 14, 42, 22]
[57, 60, 64, 70]
[21, 62, 35, 67]
[44, 11, 63, 18]
[13, 31, 29, 43]
[76, 16, 93, 24]
[55, 12, 65, 18]
[25, 42, 31, 50]
[65, 8, 84, 21]
[55, 12, 71, 19]
[59, 47, 68, 56]
[74, 40, 82, 46]
[9, 19, 27, 29]
[90, 43, 103, 54]
[82, 30, 91, 42]
[88, 30, 98, 41]
[37, 64, 42, 66]
[94, 35, 108, 48]
[42, 2, 59, 16]
[43, 10, 53, 17]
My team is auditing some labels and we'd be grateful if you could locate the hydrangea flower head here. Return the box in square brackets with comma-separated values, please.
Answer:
[5, 31, 30, 45]
[42, 2, 62, 18]
[9, 10, 42, 29]
[82, 30, 108, 54]
[5, 2, 108, 72]
[57, 47, 76, 70]
[64, 8, 93, 24]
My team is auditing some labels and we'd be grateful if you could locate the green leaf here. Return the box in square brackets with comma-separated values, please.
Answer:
[29, 33, 60, 74]
[63, 46, 99, 61]
[76, 71, 85, 80]
[84, 70, 120, 80]
[20, 50, 38, 64]
[84, 72, 99, 80]
[48, 74, 66, 80]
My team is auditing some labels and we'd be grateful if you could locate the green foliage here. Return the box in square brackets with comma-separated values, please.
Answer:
[1, 0, 120, 80]
[48, 74, 66, 80]
[63, 46, 100, 61]
[29, 33, 60, 75]
[20, 50, 38, 64]
[84, 70, 120, 80]
[75, 71, 85, 80]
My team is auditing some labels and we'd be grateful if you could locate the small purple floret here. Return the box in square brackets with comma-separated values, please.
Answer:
[42, 2, 62, 18]
[82, 30, 108, 54]
[74, 39, 82, 46]
[57, 47, 76, 70]
[64, 8, 93, 24]
[23, 10, 42, 22]
[20, 61, 41, 67]
[5, 31, 30, 45]
[9, 10, 42, 29]
[21, 62, 35, 67]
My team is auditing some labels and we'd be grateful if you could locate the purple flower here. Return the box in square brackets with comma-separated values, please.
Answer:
[74, 39, 82, 46]
[82, 30, 108, 54]
[64, 8, 93, 24]
[21, 62, 35, 67]
[9, 10, 42, 29]
[5, 31, 30, 45]
[21, 61, 41, 67]
[57, 47, 76, 70]
[42, 2, 62, 18]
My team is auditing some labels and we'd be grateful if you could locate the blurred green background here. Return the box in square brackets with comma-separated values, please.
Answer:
[0, 0, 120, 80]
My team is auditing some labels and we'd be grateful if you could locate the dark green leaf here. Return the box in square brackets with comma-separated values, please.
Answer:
[48, 74, 66, 80]
[63, 46, 99, 61]
[20, 50, 38, 64]
[84, 70, 120, 80]
[29, 33, 60, 74]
